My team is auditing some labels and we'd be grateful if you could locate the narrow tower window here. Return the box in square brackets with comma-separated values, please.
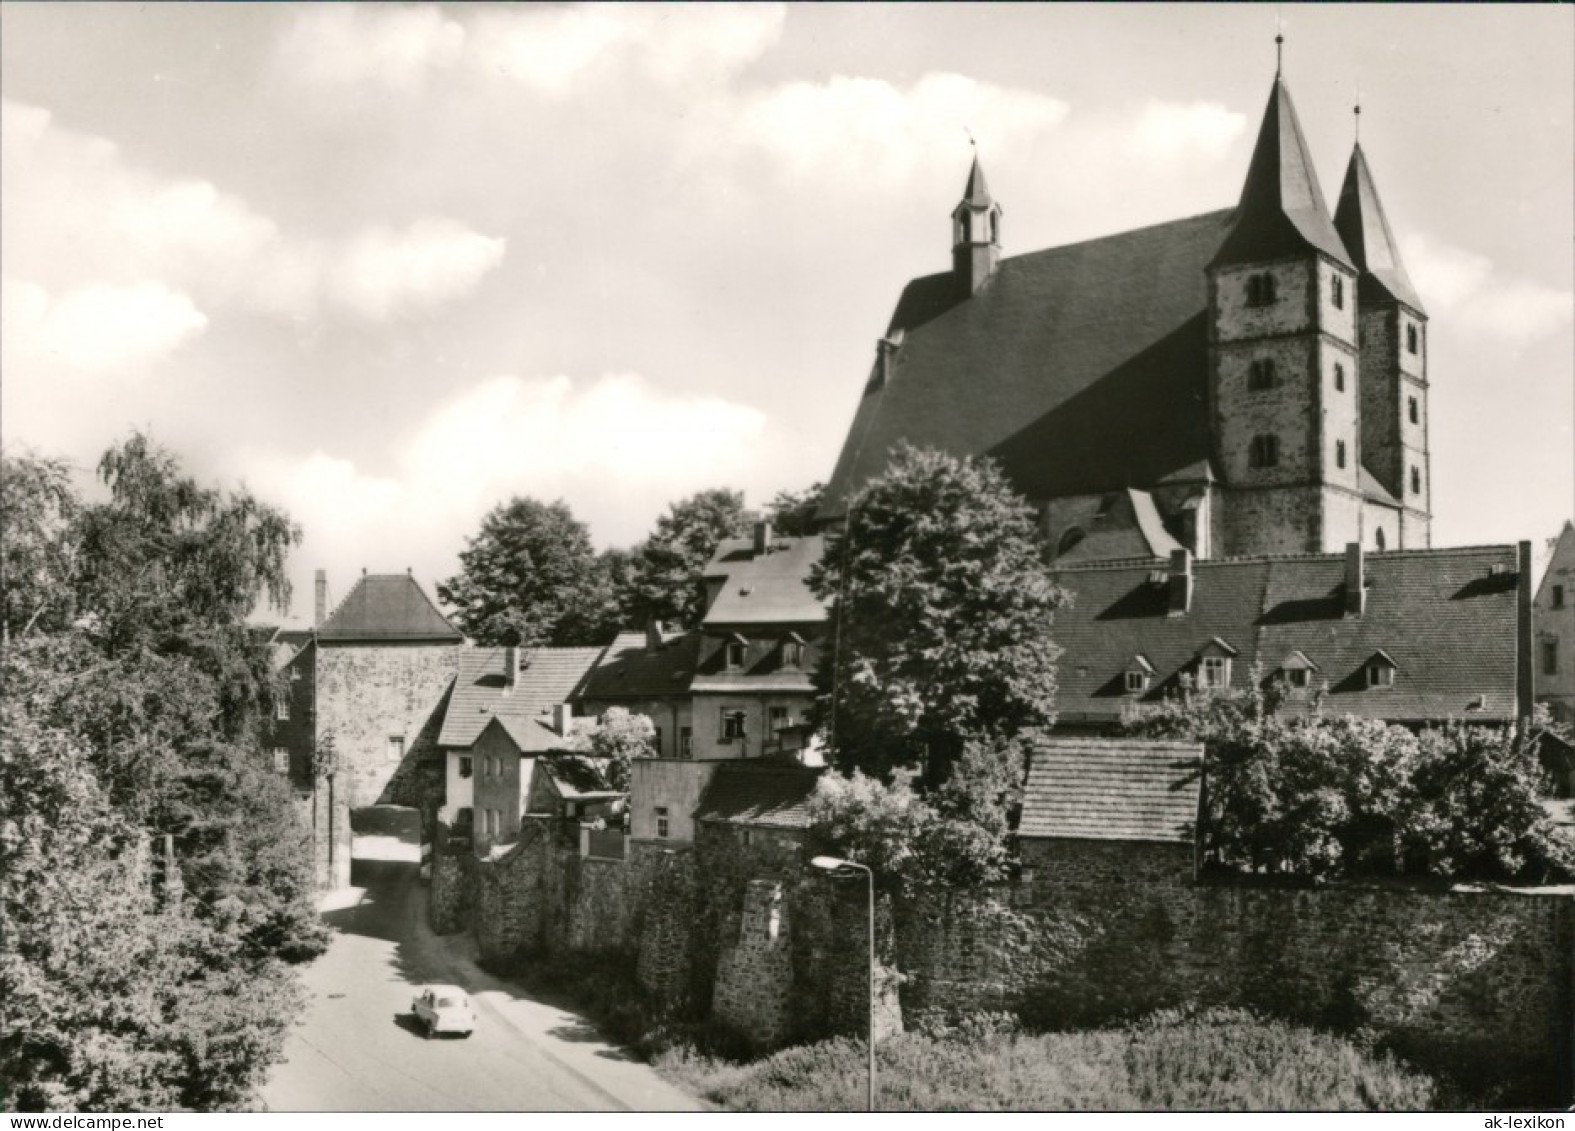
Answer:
[1248, 359, 1278, 391]
[1336, 440, 1347, 469]
[1331, 275, 1344, 309]
[1406, 325, 1419, 355]
[1375, 528, 1387, 552]
[1334, 363, 1345, 392]
[1410, 466, 1421, 494]
[1408, 396, 1419, 424]
[1246, 274, 1277, 306]
[1249, 435, 1279, 469]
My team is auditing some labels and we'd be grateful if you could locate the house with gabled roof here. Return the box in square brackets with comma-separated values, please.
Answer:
[1535, 521, 1575, 727]
[270, 568, 463, 887]
[1049, 541, 1534, 731]
[821, 69, 1431, 564]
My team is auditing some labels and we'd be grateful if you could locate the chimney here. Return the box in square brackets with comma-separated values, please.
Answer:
[1344, 543, 1366, 616]
[553, 703, 573, 737]
[645, 618, 665, 652]
[503, 645, 519, 694]
[314, 570, 327, 627]
[753, 520, 772, 557]
[1167, 548, 1193, 616]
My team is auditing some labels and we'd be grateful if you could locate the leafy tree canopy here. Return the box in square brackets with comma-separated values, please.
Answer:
[626, 488, 748, 630]
[438, 497, 620, 646]
[574, 706, 656, 791]
[807, 444, 1064, 782]
[764, 481, 826, 538]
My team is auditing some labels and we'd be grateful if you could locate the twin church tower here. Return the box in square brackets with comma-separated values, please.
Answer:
[823, 66, 1432, 562]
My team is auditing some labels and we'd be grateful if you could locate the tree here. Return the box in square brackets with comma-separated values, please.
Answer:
[627, 488, 748, 629]
[807, 444, 1064, 783]
[439, 497, 620, 647]
[1, 449, 79, 642]
[764, 481, 826, 537]
[574, 707, 655, 791]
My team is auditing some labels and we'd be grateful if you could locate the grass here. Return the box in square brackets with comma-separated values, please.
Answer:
[654, 1008, 1446, 1112]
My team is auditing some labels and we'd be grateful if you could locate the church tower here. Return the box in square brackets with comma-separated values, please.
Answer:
[1334, 136, 1431, 548]
[952, 154, 1002, 296]
[1206, 66, 1363, 557]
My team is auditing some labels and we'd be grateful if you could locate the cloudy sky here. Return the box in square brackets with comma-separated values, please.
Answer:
[3, 3, 1571, 625]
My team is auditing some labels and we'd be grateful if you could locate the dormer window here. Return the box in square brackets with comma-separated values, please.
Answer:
[1278, 650, 1319, 692]
[1248, 359, 1278, 391]
[725, 634, 748, 670]
[1246, 273, 1277, 307]
[1196, 638, 1238, 690]
[1123, 654, 1155, 695]
[1365, 651, 1398, 689]
[782, 633, 806, 669]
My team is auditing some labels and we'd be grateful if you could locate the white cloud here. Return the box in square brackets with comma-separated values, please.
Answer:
[1402, 232, 1572, 343]
[721, 72, 1069, 186]
[3, 278, 207, 372]
[278, 6, 466, 92]
[1124, 100, 1246, 162]
[328, 220, 508, 321]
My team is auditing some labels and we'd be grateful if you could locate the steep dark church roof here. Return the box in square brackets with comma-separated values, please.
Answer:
[1210, 76, 1353, 271]
[1334, 142, 1426, 313]
[317, 573, 463, 643]
[822, 208, 1233, 518]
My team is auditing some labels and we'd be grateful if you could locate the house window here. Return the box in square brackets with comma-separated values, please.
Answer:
[1555, 585, 1566, 610]
[290, 667, 302, 682]
[275, 697, 290, 721]
[1335, 440, 1347, 470]
[1199, 656, 1230, 689]
[725, 638, 747, 670]
[655, 806, 670, 839]
[1406, 324, 1419, 355]
[721, 710, 746, 742]
[459, 756, 473, 779]
[1249, 434, 1279, 469]
[1408, 396, 1419, 424]
[1285, 668, 1311, 690]
[1334, 363, 1345, 392]
[1246, 273, 1276, 306]
[1544, 640, 1560, 676]
[1247, 358, 1278, 391]
[1410, 466, 1421, 495]
[387, 735, 405, 763]
[1124, 670, 1148, 694]
[769, 706, 790, 733]
[272, 748, 289, 774]
[1331, 274, 1344, 309]
[782, 639, 805, 669]
[1367, 663, 1396, 688]
[679, 726, 693, 760]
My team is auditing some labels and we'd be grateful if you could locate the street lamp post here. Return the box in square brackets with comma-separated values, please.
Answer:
[810, 855, 875, 1112]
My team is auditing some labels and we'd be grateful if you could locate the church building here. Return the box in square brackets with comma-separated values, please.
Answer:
[821, 66, 1432, 562]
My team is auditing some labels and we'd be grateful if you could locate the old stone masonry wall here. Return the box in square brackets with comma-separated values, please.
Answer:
[429, 824, 1573, 1101]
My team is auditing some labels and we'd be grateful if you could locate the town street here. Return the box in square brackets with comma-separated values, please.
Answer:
[260, 830, 701, 1112]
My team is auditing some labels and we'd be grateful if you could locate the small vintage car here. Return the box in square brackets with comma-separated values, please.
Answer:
[411, 985, 476, 1038]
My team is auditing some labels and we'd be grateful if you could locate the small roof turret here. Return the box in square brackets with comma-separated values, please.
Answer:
[1211, 76, 1352, 271]
[1334, 142, 1426, 313]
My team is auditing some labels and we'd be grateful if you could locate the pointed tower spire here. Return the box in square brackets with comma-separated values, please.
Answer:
[1210, 76, 1353, 270]
[1334, 142, 1425, 312]
[951, 152, 1002, 296]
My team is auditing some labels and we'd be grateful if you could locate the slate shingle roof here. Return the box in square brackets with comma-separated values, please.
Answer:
[693, 762, 824, 829]
[1051, 545, 1526, 725]
[1334, 143, 1426, 313]
[704, 535, 829, 625]
[1054, 490, 1183, 564]
[1020, 738, 1203, 843]
[538, 753, 617, 801]
[317, 574, 463, 643]
[438, 647, 602, 750]
[579, 631, 700, 701]
[821, 208, 1234, 518]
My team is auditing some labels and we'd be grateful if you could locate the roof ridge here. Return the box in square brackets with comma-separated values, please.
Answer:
[1057, 544, 1518, 571]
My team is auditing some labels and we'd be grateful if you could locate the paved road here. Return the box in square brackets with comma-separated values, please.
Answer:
[260, 842, 702, 1112]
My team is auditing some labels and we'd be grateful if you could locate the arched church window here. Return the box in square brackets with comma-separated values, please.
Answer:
[1246, 274, 1277, 307]
[1248, 359, 1278, 391]
[1249, 434, 1279, 469]
[1057, 527, 1086, 556]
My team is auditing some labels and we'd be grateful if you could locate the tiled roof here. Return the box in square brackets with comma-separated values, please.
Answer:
[1051, 545, 1525, 725]
[821, 207, 1234, 518]
[439, 646, 602, 750]
[1334, 143, 1425, 313]
[579, 631, 700, 701]
[538, 753, 615, 800]
[693, 761, 824, 829]
[317, 573, 463, 643]
[1054, 490, 1183, 564]
[1210, 77, 1353, 271]
[704, 536, 829, 625]
[690, 674, 816, 693]
[1020, 738, 1203, 843]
